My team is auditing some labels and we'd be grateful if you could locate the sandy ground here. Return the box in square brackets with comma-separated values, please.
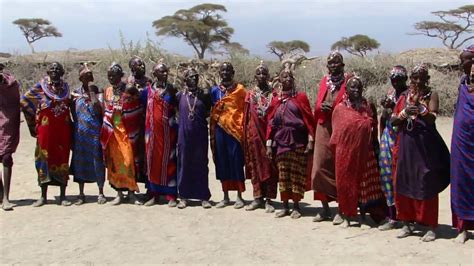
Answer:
[0, 116, 473, 264]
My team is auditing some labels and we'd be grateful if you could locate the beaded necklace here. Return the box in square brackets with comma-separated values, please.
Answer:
[42, 77, 69, 117]
[153, 81, 168, 97]
[111, 84, 125, 111]
[327, 73, 345, 93]
[185, 88, 199, 120]
[252, 85, 273, 117]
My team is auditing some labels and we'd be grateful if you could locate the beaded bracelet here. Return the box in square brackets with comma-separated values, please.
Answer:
[419, 104, 429, 116]
[398, 109, 408, 119]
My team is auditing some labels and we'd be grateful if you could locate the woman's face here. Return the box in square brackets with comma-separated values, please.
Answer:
[327, 57, 344, 75]
[410, 72, 429, 90]
[153, 65, 168, 82]
[131, 59, 146, 78]
[255, 67, 269, 85]
[108, 70, 123, 86]
[219, 64, 234, 82]
[347, 79, 363, 101]
[47, 62, 64, 81]
[185, 74, 199, 89]
[279, 71, 294, 91]
[390, 76, 407, 90]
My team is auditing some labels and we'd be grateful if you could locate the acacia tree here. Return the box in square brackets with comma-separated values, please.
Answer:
[331, 34, 380, 57]
[410, 5, 474, 49]
[12, 18, 62, 53]
[152, 3, 234, 59]
[222, 42, 249, 55]
[267, 40, 310, 61]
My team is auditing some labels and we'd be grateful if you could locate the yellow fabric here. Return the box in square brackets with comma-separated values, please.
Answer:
[210, 84, 246, 143]
[106, 111, 139, 192]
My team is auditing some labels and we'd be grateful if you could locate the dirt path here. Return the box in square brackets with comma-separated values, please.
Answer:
[1, 117, 473, 264]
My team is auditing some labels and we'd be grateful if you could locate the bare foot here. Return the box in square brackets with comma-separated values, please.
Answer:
[359, 217, 371, 230]
[265, 202, 275, 213]
[333, 213, 344, 225]
[234, 198, 245, 209]
[360, 223, 371, 230]
[397, 224, 414, 238]
[245, 199, 263, 211]
[75, 195, 86, 206]
[290, 209, 302, 219]
[144, 197, 156, 207]
[177, 199, 187, 209]
[421, 230, 436, 242]
[168, 199, 178, 208]
[110, 195, 122, 206]
[340, 218, 350, 228]
[60, 199, 72, 206]
[313, 211, 331, 222]
[378, 220, 397, 231]
[2, 200, 15, 211]
[215, 199, 230, 209]
[97, 194, 107, 205]
[129, 193, 143, 205]
[454, 231, 468, 244]
[201, 200, 212, 209]
[32, 197, 46, 207]
[275, 209, 290, 218]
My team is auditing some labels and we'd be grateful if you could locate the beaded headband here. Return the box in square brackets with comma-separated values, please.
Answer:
[108, 62, 123, 74]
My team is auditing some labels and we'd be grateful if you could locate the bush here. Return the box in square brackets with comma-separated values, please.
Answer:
[5, 38, 461, 116]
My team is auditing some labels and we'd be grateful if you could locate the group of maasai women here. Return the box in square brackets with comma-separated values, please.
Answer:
[0, 44, 473, 244]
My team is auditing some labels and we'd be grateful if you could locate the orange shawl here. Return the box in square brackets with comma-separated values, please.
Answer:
[210, 84, 246, 143]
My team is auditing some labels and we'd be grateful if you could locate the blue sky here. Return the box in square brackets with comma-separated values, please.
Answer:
[0, 0, 472, 58]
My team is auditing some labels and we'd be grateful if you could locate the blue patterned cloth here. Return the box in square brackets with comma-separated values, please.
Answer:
[378, 119, 397, 206]
[70, 87, 105, 187]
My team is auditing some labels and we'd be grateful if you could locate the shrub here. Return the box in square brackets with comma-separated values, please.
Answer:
[5, 38, 461, 116]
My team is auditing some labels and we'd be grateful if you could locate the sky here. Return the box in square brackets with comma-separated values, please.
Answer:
[0, 0, 472, 58]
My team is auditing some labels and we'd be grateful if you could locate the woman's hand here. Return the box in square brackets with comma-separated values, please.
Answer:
[405, 105, 419, 116]
[321, 102, 332, 112]
[266, 146, 273, 159]
[304, 141, 314, 155]
[468, 84, 474, 93]
[381, 95, 395, 109]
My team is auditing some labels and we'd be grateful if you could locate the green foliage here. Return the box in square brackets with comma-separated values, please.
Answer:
[331, 34, 380, 57]
[221, 42, 249, 56]
[152, 3, 234, 59]
[267, 40, 310, 61]
[284, 54, 460, 116]
[411, 5, 474, 49]
[230, 53, 280, 88]
[12, 18, 62, 53]
[345, 55, 394, 87]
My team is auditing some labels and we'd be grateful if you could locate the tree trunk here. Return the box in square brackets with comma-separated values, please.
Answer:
[28, 42, 35, 53]
[198, 50, 205, 59]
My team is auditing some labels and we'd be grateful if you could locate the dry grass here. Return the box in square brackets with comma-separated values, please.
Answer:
[0, 39, 462, 116]
[293, 50, 460, 115]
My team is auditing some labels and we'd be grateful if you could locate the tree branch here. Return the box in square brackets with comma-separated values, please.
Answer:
[455, 35, 474, 49]
[268, 47, 283, 61]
